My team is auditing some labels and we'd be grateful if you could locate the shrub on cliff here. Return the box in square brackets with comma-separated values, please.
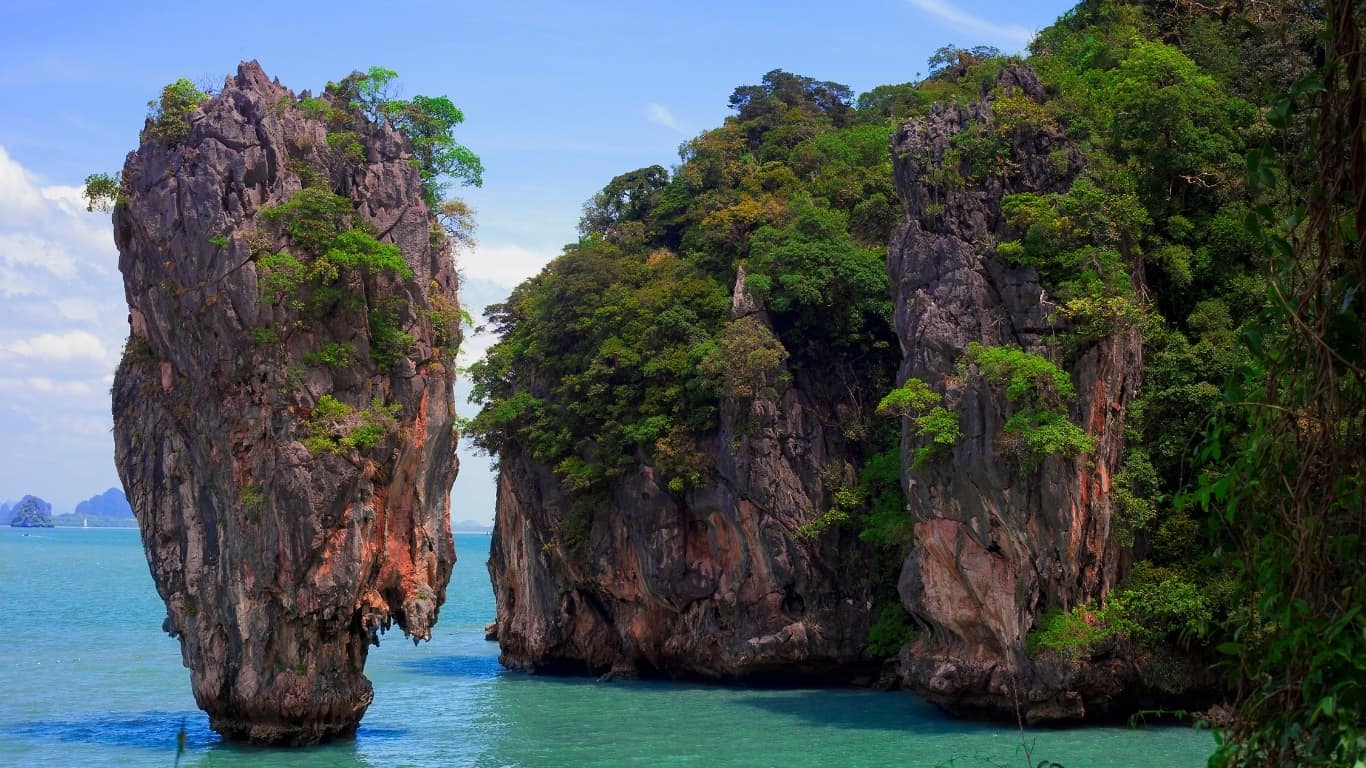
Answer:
[145, 79, 207, 143]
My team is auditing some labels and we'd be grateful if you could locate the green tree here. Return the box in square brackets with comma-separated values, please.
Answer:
[1199, 2, 1366, 764]
[145, 78, 207, 143]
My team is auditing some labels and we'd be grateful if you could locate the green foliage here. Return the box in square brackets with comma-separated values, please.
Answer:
[853, 445, 913, 549]
[1111, 450, 1158, 545]
[697, 315, 789, 401]
[927, 45, 1002, 77]
[1000, 408, 1094, 460]
[745, 203, 893, 360]
[581, 165, 669, 238]
[911, 407, 962, 468]
[470, 237, 728, 498]
[1190, 6, 1366, 763]
[298, 96, 332, 121]
[877, 379, 961, 468]
[962, 343, 1093, 462]
[325, 229, 410, 277]
[256, 188, 412, 325]
[305, 342, 356, 369]
[1110, 567, 1212, 647]
[425, 293, 465, 364]
[387, 94, 484, 201]
[208, 234, 229, 248]
[1029, 603, 1116, 661]
[875, 379, 940, 416]
[325, 131, 366, 163]
[300, 394, 401, 455]
[257, 251, 307, 307]
[260, 187, 353, 256]
[249, 327, 278, 345]
[796, 468, 865, 540]
[866, 603, 915, 656]
[145, 78, 207, 143]
[239, 483, 265, 510]
[82, 172, 123, 212]
[1028, 565, 1213, 662]
[325, 67, 482, 203]
[963, 343, 1074, 401]
[346, 66, 399, 122]
[368, 299, 415, 371]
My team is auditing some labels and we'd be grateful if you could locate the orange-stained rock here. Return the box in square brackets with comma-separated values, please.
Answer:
[110, 62, 458, 744]
[487, 276, 880, 681]
[886, 66, 1172, 721]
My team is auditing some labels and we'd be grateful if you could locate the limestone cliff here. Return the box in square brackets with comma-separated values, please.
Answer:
[110, 62, 459, 744]
[488, 281, 878, 681]
[887, 66, 1161, 721]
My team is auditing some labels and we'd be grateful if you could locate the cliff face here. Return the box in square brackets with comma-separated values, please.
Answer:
[887, 67, 1146, 721]
[110, 62, 459, 744]
[488, 284, 877, 680]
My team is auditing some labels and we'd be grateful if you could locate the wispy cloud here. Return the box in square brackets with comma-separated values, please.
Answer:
[462, 242, 557, 290]
[0, 144, 124, 507]
[646, 102, 687, 134]
[905, 0, 1036, 49]
[1, 330, 108, 363]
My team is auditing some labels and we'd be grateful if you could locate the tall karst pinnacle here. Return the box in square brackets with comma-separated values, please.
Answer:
[110, 61, 461, 744]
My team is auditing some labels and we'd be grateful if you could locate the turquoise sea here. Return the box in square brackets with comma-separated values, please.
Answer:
[0, 528, 1215, 767]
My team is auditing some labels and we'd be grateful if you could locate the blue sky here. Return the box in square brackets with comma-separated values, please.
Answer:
[0, 0, 1075, 520]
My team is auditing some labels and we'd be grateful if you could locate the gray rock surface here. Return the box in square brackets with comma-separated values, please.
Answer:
[110, 61, 459, 744]
[488, 281, 877, 681]
[886, 66, 1151, 721]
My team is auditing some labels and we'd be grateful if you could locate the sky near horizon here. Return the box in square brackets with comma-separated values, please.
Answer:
[0, 0, 1075, 520]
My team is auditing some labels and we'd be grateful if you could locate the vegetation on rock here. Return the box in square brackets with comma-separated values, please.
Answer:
[479, 0, 1360, 757]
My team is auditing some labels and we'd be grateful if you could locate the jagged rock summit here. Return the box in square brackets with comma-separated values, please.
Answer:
[110, 61, 461, 744]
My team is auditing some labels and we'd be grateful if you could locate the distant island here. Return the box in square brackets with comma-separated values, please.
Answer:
[2, 488, 137, 528]
[452, 520, 493, 534]
[8, 496, 53, 528]
[52, 488, 137, 527]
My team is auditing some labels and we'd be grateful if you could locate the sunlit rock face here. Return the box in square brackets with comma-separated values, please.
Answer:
[111, 61, 459, 744]
[489, 273, 879, 683]
[886, 65, 1166, 722]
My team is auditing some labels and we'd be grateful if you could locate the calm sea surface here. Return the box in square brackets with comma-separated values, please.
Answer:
[0, 528, 1214, 767]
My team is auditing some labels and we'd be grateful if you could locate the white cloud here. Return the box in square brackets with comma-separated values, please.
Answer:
[0, 265, 39, 297]
[0, 147, 131, 506]
[0, 146, 46, 217]
[906, 0, 1036, 49]
[55, 297, 104, 324]
[646, 102, 687, 134]
[0, 377, 99, 398]
[2, 330, 108, 362]
[0, 232, 78, 278]
[461, 242, 556, 288]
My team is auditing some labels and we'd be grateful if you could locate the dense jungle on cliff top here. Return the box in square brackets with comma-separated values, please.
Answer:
[468, 0, 1364, 764]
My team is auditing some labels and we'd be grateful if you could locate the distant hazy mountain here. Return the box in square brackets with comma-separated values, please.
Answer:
[50, 488, 137, 527]
[452, 519, 493, 533]
[0, 501, 10, 524]
[9, 495, 53, 527]
[74, 488, 133, 519]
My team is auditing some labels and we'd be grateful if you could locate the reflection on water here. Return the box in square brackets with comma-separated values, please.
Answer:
[0, 531, 1213, 768]
[399, 654, 503, 679]
[0, 709, 210, 751]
